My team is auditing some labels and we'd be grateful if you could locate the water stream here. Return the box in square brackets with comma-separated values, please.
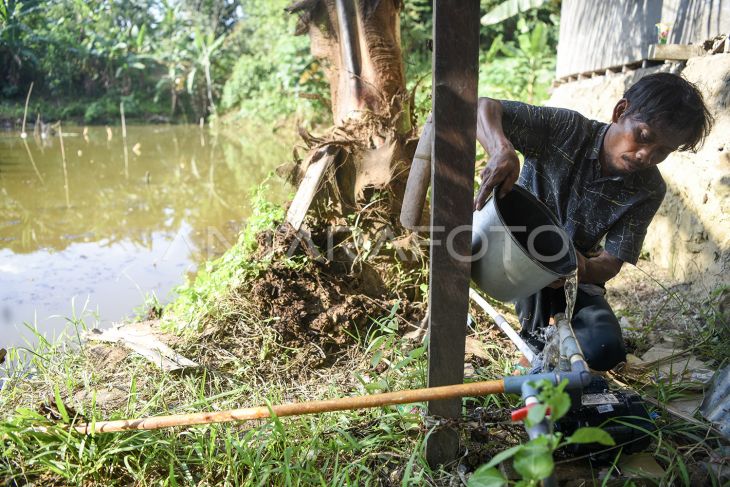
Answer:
[535, 269, 580, 372]
[563, 269, 579, 325]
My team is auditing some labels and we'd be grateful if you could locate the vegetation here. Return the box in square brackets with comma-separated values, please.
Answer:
[1, 0, 560, 125]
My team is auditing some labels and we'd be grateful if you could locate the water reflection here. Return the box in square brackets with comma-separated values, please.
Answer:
[0, 124, 292, 349]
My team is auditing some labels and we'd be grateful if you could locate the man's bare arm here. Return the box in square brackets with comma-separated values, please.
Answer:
[550, 250, 624, 288]
[474, 97, 521, 210]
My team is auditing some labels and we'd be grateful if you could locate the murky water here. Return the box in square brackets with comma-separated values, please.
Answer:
[0, 124, 293, 349]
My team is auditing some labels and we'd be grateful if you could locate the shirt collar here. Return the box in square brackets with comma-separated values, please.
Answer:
[588, 123, 638, 186]
[588, 123, 610, 161]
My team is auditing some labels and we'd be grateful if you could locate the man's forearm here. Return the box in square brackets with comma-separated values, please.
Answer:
[477, 97, 513, 156]
[579, 250, 624, 284]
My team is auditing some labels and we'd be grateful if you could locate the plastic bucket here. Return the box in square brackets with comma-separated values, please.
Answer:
[471, 185, 576, 302]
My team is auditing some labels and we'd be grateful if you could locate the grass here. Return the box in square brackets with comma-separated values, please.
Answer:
[0, 189, 445, 485]
[1, 306, 430, 485]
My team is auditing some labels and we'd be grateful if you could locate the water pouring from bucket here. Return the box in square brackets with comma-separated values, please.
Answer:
[471, 185, 577, 302]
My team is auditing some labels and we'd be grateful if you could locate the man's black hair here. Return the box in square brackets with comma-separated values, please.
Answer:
[622, 72, 713, 152]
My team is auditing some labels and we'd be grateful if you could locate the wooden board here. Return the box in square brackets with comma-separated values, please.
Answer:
[285, 146, 338, 231]
[425, 0, 480, 468]
[648, 43, 706, 60]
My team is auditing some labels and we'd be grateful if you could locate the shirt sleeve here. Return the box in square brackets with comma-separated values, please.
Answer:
[604, 183, 666, 265]
[499, 100, 578, 159]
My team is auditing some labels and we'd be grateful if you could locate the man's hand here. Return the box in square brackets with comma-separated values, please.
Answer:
[474, 97, 521, 210]
[576, 252, 587, 281]
[549, 251, 622, 289]
[474, 147, 520, 210]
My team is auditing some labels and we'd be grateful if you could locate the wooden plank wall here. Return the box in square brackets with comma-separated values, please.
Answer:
[556, 0, 730, 79]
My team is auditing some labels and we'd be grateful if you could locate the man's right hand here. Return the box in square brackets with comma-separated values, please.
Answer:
[473, 147, 520, 210]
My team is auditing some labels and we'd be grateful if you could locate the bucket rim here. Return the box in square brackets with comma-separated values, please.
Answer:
[490, 184, 577, 278]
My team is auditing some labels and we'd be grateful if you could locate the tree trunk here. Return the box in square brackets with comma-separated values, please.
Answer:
[288, 0, 407, 123]
[286, 0, 414, 223]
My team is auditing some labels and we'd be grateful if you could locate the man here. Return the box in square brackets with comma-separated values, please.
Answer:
[473, 73, 713, 371]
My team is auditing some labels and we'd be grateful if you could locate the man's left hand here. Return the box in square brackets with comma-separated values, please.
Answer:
[576, 252, 587, 281]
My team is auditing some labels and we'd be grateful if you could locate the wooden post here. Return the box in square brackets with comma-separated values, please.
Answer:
[425, 0, 480, 468]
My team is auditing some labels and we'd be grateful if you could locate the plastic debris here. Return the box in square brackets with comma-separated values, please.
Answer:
[701, 365, 730, 440]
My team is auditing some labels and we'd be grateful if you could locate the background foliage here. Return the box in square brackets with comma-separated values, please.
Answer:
[1, 0, 560, 125]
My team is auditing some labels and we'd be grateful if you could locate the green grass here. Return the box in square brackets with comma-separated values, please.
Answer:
[0, 308, 434, 485]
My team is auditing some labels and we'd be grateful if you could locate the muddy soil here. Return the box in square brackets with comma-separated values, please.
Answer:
[191, 224, 426, 380]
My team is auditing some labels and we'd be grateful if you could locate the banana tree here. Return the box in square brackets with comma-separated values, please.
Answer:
[186, 27, 227, 117]
[480, 0, 551, 26]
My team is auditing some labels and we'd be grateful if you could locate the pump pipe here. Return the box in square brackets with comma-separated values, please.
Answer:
[469, 288, 537, 365]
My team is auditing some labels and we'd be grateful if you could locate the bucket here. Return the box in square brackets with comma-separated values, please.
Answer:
[471, 185, 576, 302]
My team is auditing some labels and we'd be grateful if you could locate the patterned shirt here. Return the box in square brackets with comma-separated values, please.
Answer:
[500, 100, 666, 265]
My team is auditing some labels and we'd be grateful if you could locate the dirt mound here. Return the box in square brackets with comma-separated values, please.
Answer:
[250, 262, 381, 348]
[196, 223, 426, 378]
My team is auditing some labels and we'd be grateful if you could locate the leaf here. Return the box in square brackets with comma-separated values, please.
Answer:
[512, 443, 554, 480]
[468, 466, 507, 487]
[525, 403, 547, 427]
[546, 391, 570, 422]
[53, 384, 70, 423]
[168, 460, 178, 487]
[480, 0, 549, 26]
[209, 33, 226, 54]
[484, 444, 524, 469]
[370, 350, 383, 368]
[566, 427, 615, 446]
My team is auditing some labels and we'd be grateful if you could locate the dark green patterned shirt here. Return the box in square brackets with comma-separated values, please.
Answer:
[500, 100, 666, 265]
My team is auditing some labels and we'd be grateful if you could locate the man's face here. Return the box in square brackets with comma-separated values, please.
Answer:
[602, 99, 681, 176]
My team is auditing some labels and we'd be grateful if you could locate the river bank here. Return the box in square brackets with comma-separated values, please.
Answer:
[0, 95, 187, 129]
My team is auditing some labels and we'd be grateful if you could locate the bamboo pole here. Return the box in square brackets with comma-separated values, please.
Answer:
[120, 102, 129, 178]
[74, 379, 505, 434]
[58, 121, 70, 208]
[20, 82, 33, 138]
[22, 138, 45, 184]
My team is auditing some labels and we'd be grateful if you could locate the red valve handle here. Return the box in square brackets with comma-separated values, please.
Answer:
[511, 403, 551, 422]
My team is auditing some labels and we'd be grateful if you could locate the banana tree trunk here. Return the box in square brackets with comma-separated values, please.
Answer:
[286, 0, 413, 223]
[288, 0, 407, 124]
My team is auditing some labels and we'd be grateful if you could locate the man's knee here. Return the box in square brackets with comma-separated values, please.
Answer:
[572, 299, 626, 371]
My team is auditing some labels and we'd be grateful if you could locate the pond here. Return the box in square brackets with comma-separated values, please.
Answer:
[0, 124, 293, 350]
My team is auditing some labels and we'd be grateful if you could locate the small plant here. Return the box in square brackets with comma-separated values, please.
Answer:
[468, 380, 615, 486]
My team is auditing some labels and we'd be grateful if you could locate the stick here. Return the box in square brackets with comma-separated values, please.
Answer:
[120, 102, 129, 178]
[400, 117, 432, 230]
[22, 138, 45, 184]
[285, 146, 338, 230]
[58, 121, 70, 208]
[73, 379, 505, 434]
[20, 82, 33, 138]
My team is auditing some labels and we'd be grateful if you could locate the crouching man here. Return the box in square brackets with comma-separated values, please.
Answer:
[474, 73, 713, 371]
